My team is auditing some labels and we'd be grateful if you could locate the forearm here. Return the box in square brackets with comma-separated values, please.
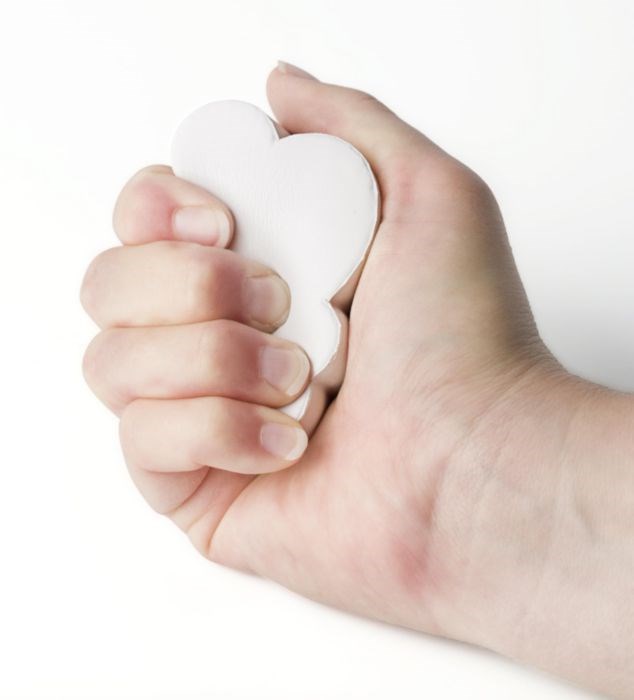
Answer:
[516, 383, 634, 698]
[453, 369, 634, 697]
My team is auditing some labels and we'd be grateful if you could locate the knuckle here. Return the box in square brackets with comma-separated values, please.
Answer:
[183, 246, 227, 319]
[81, 329, 113, 388]
[196, 323, 221, 377]
[349, 87, 386, 112]
[431, 157, 495, 202]
[188, 398, 225, 467]
[82, 329, 128, 411]
[113, 164, 172, 235]
[79, 248, 115, 318]
[383, 155, 433, 211]
[349, 86, 375, 102]
[196, 319, 236, 376]
[387, 154, 497, 215]
[118, 400, 144, 463]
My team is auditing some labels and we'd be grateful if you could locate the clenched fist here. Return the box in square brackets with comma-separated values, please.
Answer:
[81, 62, 634, 699]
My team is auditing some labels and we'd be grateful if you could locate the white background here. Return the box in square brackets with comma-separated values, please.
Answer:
[1, 1, 631, 698]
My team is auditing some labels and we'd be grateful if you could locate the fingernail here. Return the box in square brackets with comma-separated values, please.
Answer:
[173, 206, 231, 246]
[243, 274, 290, 327]
[260, 422, 307, 461]
[277, 60, 317, 81]
[259, 345, 310, 396]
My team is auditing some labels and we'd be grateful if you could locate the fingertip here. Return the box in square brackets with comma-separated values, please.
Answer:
[258, 342, 312, 401]
[113, 164, 235, 247]
[172, 204, 234, 248]
[243, 271, 291, 332]
[259, 420, 308, 464]
[275, 60, 318, 81]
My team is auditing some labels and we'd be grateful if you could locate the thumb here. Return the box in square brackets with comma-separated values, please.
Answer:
[266, 61, 445, 190]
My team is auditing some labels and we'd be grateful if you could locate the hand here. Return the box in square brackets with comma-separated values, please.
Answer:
[81, 62, 634, 698]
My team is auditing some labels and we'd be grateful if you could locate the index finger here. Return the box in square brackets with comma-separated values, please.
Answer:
[112, 164, 235, 247]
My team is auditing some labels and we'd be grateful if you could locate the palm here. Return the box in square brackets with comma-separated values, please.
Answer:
[159, 71, 543, 638]
[202, 162, 536, 633]
[210, 213, 434, 622]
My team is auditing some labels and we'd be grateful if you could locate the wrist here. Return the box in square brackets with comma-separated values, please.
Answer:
[438, 361, 634, 696]
[514, 379, 634, 698]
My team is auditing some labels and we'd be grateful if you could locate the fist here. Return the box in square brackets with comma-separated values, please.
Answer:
[81, 165, 311, 513]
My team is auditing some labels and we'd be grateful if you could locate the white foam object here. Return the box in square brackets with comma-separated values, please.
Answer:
[171, 100, 380, 435]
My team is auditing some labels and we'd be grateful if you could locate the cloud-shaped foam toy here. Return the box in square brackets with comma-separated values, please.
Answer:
[171, 100, 380, 435]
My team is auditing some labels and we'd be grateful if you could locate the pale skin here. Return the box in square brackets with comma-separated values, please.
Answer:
[80, 62, 634, 698]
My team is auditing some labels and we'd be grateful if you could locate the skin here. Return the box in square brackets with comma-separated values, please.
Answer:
[81, 63, 634, 698]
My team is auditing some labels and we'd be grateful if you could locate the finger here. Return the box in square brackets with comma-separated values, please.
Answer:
[119, 397, 308, 475]
[268, 62, 449, 212]
[83, 320, 311, 414]
[80, 240, 290, 331]
[267, 62, 503, 307]
[125, 458, 254, 560]
[113, 164, 234, 247]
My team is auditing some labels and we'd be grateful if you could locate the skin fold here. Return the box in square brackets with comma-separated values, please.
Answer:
[80, 62, 634, 698]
